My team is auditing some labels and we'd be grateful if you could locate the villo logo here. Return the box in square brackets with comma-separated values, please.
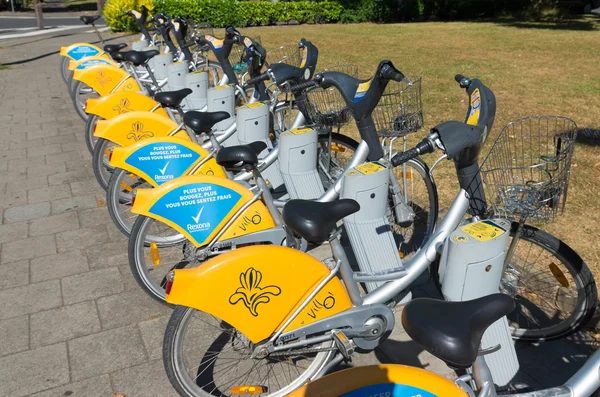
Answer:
[187, 207, 211, 232]
[126, 121, 154, 142]
[155, 161, 173, 182]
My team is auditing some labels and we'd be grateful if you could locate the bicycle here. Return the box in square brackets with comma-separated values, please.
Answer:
[287, 293, 600, 397]
[159, 71, 596, 396]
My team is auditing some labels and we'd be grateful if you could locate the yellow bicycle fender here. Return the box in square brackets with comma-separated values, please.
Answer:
[68, 54, 115, 71]
[109, 136, 219, 187]
[72, 64, 139, 97]
[60, 43, 103, 60]
[86, 92, 168, 120]
[217, 200, 276, 241]
[191, 159, 226, 178]
[94, 111, 186, 147]
[131, 175, 266, 247]
[287, 365, 468, 397]
[166, 245, 353, 344]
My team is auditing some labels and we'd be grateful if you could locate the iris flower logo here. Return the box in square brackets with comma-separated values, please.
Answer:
[112, 98, 132, 115]
[229, 268, 281, 317]
[94, 71, 112, 87]
[126, 121, 154, 142]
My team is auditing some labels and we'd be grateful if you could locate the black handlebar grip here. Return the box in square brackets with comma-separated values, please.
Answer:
[391, 147, 420, 167]
[455, 74, 465, 83]
[244, 72, 270, 88]
[288, 80, 317, 93]
[381, 64, 405, 82]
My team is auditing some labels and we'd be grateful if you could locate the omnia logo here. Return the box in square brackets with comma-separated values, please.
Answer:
[187, 207, 210, 232]
[155, 161, 173, 182]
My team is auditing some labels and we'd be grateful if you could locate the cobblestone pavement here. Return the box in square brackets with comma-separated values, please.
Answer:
[0, 30, 597, 397]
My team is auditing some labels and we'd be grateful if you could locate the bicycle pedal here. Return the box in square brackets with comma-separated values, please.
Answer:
[331, 330, 354, 360]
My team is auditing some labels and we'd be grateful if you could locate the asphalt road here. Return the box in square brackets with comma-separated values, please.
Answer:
[0, 16, 104, 30]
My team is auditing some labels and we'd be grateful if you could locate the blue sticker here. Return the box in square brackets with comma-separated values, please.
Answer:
[67, 45, 100, 60]
[75, 59, 111, 70]
[149, 183, 242, 242]
[341, 383, 438, 397]
[125, 143, 202, 185]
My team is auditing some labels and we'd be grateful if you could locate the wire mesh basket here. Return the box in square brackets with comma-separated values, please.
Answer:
[372, 76, 423, 137]
[474, 116, 578, 224]
[266, 44, 302, 67]
[228, 36, 262, 73]
[297, 64, 359, 128]
[185, 22, 214, 42]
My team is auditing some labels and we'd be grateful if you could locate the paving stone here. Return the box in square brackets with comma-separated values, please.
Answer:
[56, 224, 110, 252]
[78, 207, 112, 227]
[68, 325, 147, 381]
[43, 134, 78, 145]
[61, 142, 83, 153]
[28, 184, 72, 204]
[0, 316, 29, 357]
[0, 280, 61, 320]
[86, 241, 129, 268]
[110, 359, 179, 397]
[29, 375, 113, 397]
[139, 315, 170, 360]
[69, 180, 104, 198]
[2, 235, 56, 263]
[3, 202, 50, 222]
[0, 222, 28, 244]
[0, 159, 7, 172]
[27, 144, 63, 158]
[5, 176, 48, 193]
[51, 195, 98, 215]
[97, 289, 170, 330]
[30, 250, 89, 282]
[30, 301, 101, 348]
[49, 169, 90, 185]
[65, 158, 91, 172]
[0, 190, 28, 208]
[29, 212, 79, 237]
[8, 155, 46, 171]
[26, 163, 66, 178]
[46, 150, 82, 165]
[61, 267, 123, 305]
[28, 127, 58, 141]
[9, 138, 44, 150]
[0, 148, 26, 160]
[0, 169, 26, 184]
[0, 343, 69, 397]
[0, 260, 29, 290]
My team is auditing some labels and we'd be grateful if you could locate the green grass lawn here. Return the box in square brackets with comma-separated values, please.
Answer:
[240, 16, 600, 274]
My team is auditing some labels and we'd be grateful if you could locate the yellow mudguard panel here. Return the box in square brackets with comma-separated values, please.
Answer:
[288, 365, 468, 397]
[131, 175, 261, 247]
[86, 92, 167, 120]
[94, 111, 182, 147]
[166, 245, 351, 344]
[192, 158, 226, 178]
[72, 64, 139, 96]
[109, 136, 213, 187]
[68, 55, 115, 71]
[60, 43, 102, 60]
[217, 200, 276, 241]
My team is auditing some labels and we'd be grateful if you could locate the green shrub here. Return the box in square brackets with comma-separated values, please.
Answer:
[152, 0, 344, 28]
[104, 0, 155, 32]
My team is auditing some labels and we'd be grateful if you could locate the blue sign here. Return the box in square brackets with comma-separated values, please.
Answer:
[125, 143, 202, 185]
[341, 383, 438, 397]
[75, 59, 112, 70]
[67, 45, 100, 61]
[149, 183, 242, 243]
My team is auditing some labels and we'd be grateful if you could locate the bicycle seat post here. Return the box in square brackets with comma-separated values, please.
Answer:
[91, 21, 105, 46]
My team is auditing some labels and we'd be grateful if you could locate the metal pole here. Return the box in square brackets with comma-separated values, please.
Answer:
[33, 0, 44, 30]
[96, 0, 103, 13]
[10, 0, 15, 12]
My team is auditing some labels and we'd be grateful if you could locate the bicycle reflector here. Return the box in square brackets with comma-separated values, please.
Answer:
[230, 386, 263, 395]
[165, 271, 175, 295]
[549, 263, 569, 287]
[150, 242, 160, 266]
[331, 143, 346, 153]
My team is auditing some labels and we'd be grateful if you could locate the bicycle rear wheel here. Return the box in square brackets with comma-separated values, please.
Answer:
[503, 223, 597, 341]
[92, 138, 116, 191]
[59, 56, 71, 85]
[163, 307, 334, 397]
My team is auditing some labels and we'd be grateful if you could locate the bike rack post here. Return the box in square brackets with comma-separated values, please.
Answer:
[33, 0, 44, 30]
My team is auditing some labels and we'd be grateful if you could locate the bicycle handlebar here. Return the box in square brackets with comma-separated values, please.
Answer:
[287, 80, 318, 93]
[381, 64, 405, 82]
[455, 74, 471, 89]
[391, 137, 435, 167]
[244, 72, 270, 88]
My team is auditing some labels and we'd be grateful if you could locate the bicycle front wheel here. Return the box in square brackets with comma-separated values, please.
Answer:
[59, 56, 71, 85]
[163, 307, 334, 397]
[504, 223, 597, 341]
[70, 79, 97, 122]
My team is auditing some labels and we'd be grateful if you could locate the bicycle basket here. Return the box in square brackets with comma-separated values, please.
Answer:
[226, 36, 262, 74]
[266, 44, 302, 67]
[475, 116, 578, 223]
[298, 64, 359, 128]
[186, 22, 214, 42]
[372, 76, 423, 137]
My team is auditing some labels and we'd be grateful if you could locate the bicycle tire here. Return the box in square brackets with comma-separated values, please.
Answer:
[505, 223, 597, 341]
[92, 137, 114, 191]
[59, 56, 70, 85]
[84, 114, 102, 155]
[163, 306, 334, 397]
[70, 79, 93, 122]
